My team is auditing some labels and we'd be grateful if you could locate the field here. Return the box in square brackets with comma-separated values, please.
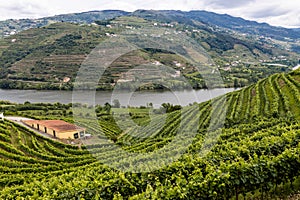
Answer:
[1, 69, 300, 199]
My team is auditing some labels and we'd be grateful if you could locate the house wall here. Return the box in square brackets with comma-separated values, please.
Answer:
[27, 123, 56, 137]
[24, 121, 85, 139]
[56, 130, 85, 139]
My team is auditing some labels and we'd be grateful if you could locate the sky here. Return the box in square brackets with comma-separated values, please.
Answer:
[1, 0, 300, 28]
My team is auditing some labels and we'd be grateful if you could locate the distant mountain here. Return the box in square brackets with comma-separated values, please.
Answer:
[0, 10, 128, 38]
[1, 9, 300, 41]
[43, 10, 129, 23]
[132, 10, 300, 41]
[293, 28, 300, 34]
[189, 11, 300, 40]
[0, 10, 299, 90]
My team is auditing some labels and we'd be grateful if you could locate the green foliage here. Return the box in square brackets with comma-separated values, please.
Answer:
[1, 56, 300, 199]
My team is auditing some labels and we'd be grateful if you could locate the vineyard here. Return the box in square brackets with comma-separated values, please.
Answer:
[1, 70, 300, 199]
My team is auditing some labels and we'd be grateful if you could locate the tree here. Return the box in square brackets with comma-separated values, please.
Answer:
[95, 105, 102, 113]
[104, 102, 111, 114]
[234, 78, 239, 88]
[162, 103, 182, 113]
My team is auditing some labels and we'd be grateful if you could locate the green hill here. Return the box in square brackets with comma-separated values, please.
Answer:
[2, 10, 300, 41]
[1, 69, 300, 199]
[0, 15, 298, 90]
[132, 10, 300, 41]
[0, 10, 128, 38]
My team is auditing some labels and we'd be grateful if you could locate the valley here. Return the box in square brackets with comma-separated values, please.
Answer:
[1, 8, 300, 200]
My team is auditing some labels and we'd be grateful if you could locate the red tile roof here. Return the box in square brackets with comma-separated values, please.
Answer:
[23, 120, 85, 132]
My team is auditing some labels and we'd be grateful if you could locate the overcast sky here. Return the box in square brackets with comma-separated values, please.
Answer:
[1, 0, 300, 28]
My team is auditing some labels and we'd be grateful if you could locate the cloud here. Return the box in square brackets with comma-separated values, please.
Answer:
[202, 0, 300, 27]
[265, 12, 300, 28]
[205, 0, 254, 9]
[0, 0, 50, 19]
[137, 0, 205, 11]
[89, 0, 204, 12]
[245, 6, 290, 19]
[0, 0, 300, 27]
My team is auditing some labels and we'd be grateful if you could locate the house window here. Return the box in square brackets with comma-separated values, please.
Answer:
[80, 131, 84, 138]
[53, 130, 56, 138]
[44, 127, 47, 133]
[74, 133, 79, 139]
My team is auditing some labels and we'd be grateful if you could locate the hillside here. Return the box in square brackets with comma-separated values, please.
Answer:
[1, 69, 300, 198]
[2, 10, 300, 41]
[0, 10, 128, 38]
[132, 10, 300, 54]
[0, 14, 299, 90]
[133, 10, 300, 40]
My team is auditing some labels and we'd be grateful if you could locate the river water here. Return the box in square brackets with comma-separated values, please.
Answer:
[0, 88, 237, 107]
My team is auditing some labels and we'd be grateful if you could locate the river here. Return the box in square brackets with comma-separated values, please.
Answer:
[0, 88, 238, 107]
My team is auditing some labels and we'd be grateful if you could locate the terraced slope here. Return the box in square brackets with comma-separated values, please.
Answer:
[0, 15, 299, 90]
[1, 70, 300, 199]
[80, 70, 300, 150]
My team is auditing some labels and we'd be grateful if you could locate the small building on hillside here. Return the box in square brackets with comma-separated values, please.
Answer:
[23, 120, 86, 139]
